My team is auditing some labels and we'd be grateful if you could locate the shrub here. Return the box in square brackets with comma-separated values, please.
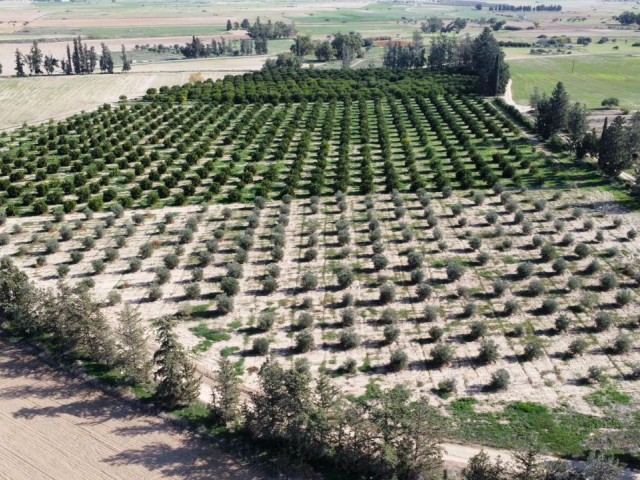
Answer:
[379, 282, 396, 305]
[335, 264, 355, 289]
[522, 341, 544, 361]
[472, 191, 485, 205]
[45, 239, 59, 254]
[611, 334, 632, 355]
[410, 269, 425, 285]
[91, 259, 106, 274]
[56, 264, 70, 278]
[574, 243, 590, 259]
[339, 329, 361, 350]
[147, 284, 163, 301]
[446, 262, 465, 282]
[552, 258, 568, 275]
[155, 266, 171, 284]
[388, 349, 409, 372]
[628, 228, 637, 240]
[540, 298, 558, 314]
[184, 283, 201, 300]
[599, 272, 618, 291]
[616, 289, 633, 306]
[371, 253, 388, 272]
[469, 321, 488, 340]
[416, 282, 432, 301]
[104, 247, 119, 262]
[252, 337, 270, 356]
[258, 310, 276, 331]
[503, 299, 519, 316]
[485, 211, 498, 225]
[540, 243, 557, 262]
[379, 307, 398, 325]
[383, 325, 400, 344]
[106, 291, 121, 306]
[594, 311, 613, 331]
[340, 357, 358, 374]
[478, 339, 499, 364]
[295, 331, 315, 353]
[511, 323, 525, 337]
[468, 236, 482, 251]
[423, 305, 439, 322]
[429, 326, 444, 341]
[477, 251, 490, 266]
[406, 249, 424, 270]
[516, 262, 534, 279]
[342, 292, 355, 307]
[562, 233, 576, 246]
[461, 302, 477, 318]
[217, 293, 234, 314]
[555, 314, 571, 333]
[585, 260, 601, 275]
[221, 276, 240, 296]
[226, 262, 243, 279]
[70, 251, 84, 264]
[303, 248, 318, 262]
[431, 343, 455, 368]
[568, 338, 588, 357]
[567, 275, 582, 291]
[585, 368, 606, 387]
[300, 271, 318, 291]
[490, 369, 510, 391]
[178, 229, 194, 244]
[527, 279, 546, 297]
[297, 312, 314, 329]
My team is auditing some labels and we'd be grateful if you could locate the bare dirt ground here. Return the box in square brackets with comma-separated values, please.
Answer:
[502, 79, 532, 114]
[0, 339, 269, 480]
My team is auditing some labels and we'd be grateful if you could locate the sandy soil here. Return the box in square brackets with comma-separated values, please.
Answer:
[0, 339, 269, 480]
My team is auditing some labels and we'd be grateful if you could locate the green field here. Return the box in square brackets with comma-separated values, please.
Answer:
[510, 53, 640, 109]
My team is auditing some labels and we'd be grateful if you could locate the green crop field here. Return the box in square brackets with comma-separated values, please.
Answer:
[510, 54, 640, 109]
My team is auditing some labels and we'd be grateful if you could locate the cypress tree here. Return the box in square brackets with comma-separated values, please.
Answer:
[65, 44, 73, 74]
[14, 49, 25, 77]
[99, 43, 114, 74]
[121, 45, 131, 72]
[598, 116, 630, 176]
[29, 41, 43, 74]
[471, 28, 509, 95]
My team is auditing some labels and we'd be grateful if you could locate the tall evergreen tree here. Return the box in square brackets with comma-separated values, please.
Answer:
[121, 45, 132, 72]
[598, 116, 630, 176]
[116, 305, 151, 384]
[14, 49, 26, 77]
[211, 356, 241, 424]
[29, 41, 43, 74]
[99, 43, 114, 74]
[226, 19, 233, 31]
[153, 316, 201, 409]
[566, 101, 589, 150]
[65, 44, 73, 74]
[88, 46, 97, 73]
[471, 28, 509, 95]
[72, 37, 82, 74]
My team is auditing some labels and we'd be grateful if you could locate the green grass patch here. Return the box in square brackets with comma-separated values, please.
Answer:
[190, 323, 231, 342]
[220, 346, 239, 357]
[585, 385, 631, 408]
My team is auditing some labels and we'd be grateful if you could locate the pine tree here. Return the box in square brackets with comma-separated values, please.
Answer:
[226, 19, 233, 31]
[116, 305, 151, 384]
[548, 81, 570, 132]
[462, 450, 508, 480]
[14, 49, 25, 77]
[211, 356, 241, 424]
[120, 45, 131, 72]
[153, 316, 201, 409]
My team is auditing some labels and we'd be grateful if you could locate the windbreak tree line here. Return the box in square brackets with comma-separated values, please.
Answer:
[14, 38, 126, 77]
[0, 257, 200, 409]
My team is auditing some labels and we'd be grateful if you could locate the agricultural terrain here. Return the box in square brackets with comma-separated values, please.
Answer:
[1, 68, 639, 464]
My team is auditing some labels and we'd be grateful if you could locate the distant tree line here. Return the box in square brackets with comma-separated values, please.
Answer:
[180, 36, 256, 58]
[614, 11, 640, 26]
[486, 3, 562, 11]
[13, 38, 129, 77]
[288, 32, 367, 66]
[532, 81, 640, 178]
[420, 17, 468, 34]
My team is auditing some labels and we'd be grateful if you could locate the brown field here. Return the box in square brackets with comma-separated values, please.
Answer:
[0, 340, 267, 480]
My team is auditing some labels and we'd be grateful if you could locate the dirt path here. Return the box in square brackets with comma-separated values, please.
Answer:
[0, 340, 270, 480]
[502, 79, 531, 114]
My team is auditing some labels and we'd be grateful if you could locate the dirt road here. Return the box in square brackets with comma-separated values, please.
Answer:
[503, 79, 531, 114]
[0, 340, 268, 480]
